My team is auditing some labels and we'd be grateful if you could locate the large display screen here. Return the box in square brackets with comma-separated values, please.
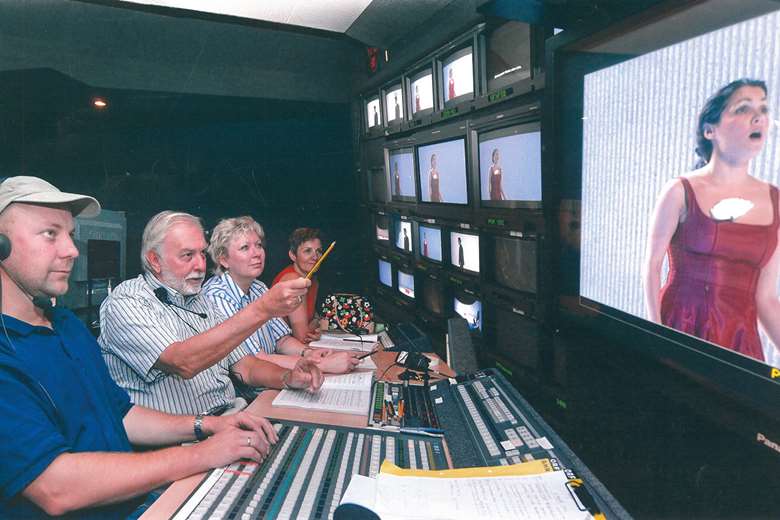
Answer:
[417, 138, 468, 204]
[385, 84, 404, 123]
[494, 236, 536, 293]
[388, 148, 416, 201]
[479, 124, 542, 207]
[449, 231, 479, 273]
[410, 69, 434, 115]
[366, 97, 381, 129]
[442, 47, 474, 104]
[576, 7, 780, 377]
[418, 224, 442, 263]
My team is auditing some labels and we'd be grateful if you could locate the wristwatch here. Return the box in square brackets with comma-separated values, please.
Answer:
[194, 413, 207, 441]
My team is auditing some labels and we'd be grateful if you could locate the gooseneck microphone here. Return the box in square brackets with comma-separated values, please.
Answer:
[153, 287, 207, 319]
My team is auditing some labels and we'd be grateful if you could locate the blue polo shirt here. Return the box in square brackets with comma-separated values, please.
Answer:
[0, 307, 137, 519]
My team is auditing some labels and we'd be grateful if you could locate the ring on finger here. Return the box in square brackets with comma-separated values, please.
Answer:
[246, 437, 252, 447]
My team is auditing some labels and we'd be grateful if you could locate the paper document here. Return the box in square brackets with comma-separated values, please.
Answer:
[272, 371, 374, 415]
[338, 460, 594, 520]
[322, 332, 380, 342]
[309, 338, 377, 352]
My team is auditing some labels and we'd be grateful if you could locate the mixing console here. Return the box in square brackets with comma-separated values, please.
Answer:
[173, 420, 450, 520]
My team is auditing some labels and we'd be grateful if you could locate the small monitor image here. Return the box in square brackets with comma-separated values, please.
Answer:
[417, 138, 468, 204]
[375, 214, 390, 242]
[479, 125, 541, 206]
[410, 69, 434, 115]
[418, 224, 442, 263]
[485, 21, 532, 92]
[442, 47, 474, 104]
[385, 84, 404, 123]
[454, 295, 482, 331]
[494, 236, 537, 293]
[388, 148, 416, 201]
[393, 218, 413, 253]
[450, 231, 480, 273]
[422, 277, 446, 316]
[378, 259, 392, 287]
[398, 270, 415, 299]
[366, 97, 381, 128]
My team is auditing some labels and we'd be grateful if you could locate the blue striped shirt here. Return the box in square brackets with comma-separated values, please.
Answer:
[98, 273, 249, 415]
[202, 273, 292, 356]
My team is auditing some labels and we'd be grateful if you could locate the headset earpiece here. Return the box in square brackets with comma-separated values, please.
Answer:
[0, 234, 10, 261]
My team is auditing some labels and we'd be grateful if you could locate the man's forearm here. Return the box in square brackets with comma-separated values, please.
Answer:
[23, 446, 210, 516]
[156, 300, 272, 379]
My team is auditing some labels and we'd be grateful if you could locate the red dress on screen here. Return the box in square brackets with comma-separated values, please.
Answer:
[660, 177, 779, 362]
[448, 78, 456, 100]
[429, 171, 442, 202]
[489, 166, 503, 200]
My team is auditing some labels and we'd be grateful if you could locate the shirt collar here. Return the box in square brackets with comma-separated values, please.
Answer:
[219, 272, 252, 302]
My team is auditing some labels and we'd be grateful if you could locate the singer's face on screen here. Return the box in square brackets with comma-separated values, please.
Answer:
[290, 238, 322, 275]
[0, 203, 78, 297]
[220, 230, 265, 282]
[156, 221, 207, 296]
[709, 85, 769, 163]
[431, 154, 437, 169]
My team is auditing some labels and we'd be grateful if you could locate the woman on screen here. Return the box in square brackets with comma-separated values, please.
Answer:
[643, 79, 780, 363]
[488, 148, 506, 201]
[428, 153, 443, 202]
[448, 68, 456, 100]
[393, 161, 401, 195]
[415, 84, 421, 113]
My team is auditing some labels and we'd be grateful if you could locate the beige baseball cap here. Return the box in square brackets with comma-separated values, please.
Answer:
[0, 176, 101, 218]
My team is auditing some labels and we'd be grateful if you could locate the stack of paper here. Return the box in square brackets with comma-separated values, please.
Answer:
[272, 371, 375, 416]
[337, 460, 599, 520]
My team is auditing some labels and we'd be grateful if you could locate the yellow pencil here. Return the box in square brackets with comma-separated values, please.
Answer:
[305, 240, 335, 279]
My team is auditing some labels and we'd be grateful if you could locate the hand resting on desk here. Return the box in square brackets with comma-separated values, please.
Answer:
[200, 411, 279, 465]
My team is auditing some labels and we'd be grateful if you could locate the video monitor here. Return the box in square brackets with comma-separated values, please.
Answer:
[449, 231, 479, 274]
[555, 2, 780, 421]
[441, 46, 474, 105]
[366, 96, 381, 129]
[421, 276, 446, 316]
[397, 269, 415, 299]
[392, 216, 413, 254]
[378, 259, 392, 287]
[409, 68, 434, 116]
[387, 148, 416, 202]
[418, 224, 443, 263]
[417, 138, 468, 204]
[492, 304, 540, 369]
[494, 236, 537, 293]
[374, 214, 390, 243]
[385, 84, 404, 124]
[484, 21, 532, 93]
[478, 123, 542, 208]
[454, 295, 482, 332]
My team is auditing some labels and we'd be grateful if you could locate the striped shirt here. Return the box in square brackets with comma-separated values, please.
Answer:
[98, 273, 249, 415]
[202, 272, 292, 356]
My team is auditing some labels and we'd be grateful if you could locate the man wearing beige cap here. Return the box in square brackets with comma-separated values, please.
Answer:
[0, 176, 281, 518]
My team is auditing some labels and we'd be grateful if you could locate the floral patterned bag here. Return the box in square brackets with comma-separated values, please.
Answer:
[320, 293, 374, 333]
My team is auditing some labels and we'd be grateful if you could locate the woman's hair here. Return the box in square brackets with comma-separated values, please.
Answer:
[695, 78, 767, 168]
[289, 227, 322, 255]
[141, 211, 202, 273]
[207, 216, 265, 275]
[492, 148, 499, 162]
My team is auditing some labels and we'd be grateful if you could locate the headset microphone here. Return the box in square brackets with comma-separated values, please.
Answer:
[153, 287, 207, 319]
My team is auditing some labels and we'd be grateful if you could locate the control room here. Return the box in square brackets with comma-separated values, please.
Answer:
[1, 0, 779, 518]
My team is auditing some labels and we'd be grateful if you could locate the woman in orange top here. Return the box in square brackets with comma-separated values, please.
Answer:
[273, 227, 324, 343]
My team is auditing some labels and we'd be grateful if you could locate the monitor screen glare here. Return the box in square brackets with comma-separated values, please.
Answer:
[378, 259, 392, 287]
[398, 271, 415, 298]
[366, 98, 381, 128]
[417, 139, 468, 204]
[450, 232, 480, 273]
[395, 220, 413, 253]
[479, 127, 541, 203]
[385, 85, 404, 122]
[419, 225, 442, 262]
[494, 237, 537, 293]
[454, 296, 482, 331]
[411, 71, 434, 114]
[388, 149, 416, 199]
[442, 49, 474, 102]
